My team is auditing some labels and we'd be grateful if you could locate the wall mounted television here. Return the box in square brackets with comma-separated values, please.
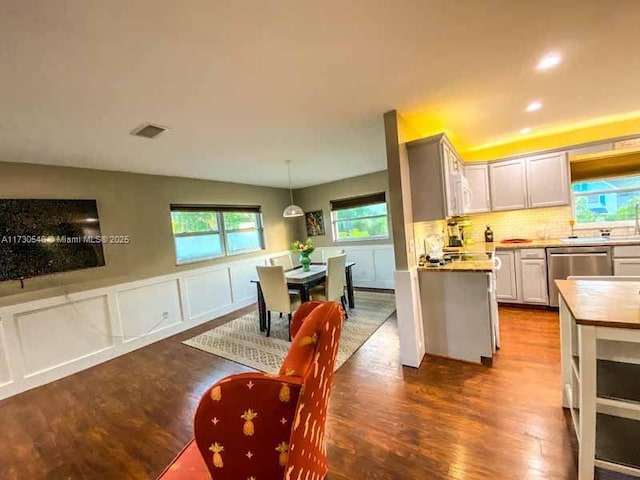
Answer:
[0, 199, 106, 282]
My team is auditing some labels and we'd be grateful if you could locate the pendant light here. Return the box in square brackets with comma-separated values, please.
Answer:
[283, 160, 304, 218]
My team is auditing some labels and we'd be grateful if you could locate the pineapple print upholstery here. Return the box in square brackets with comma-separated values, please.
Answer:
[157, 300, 344, 480]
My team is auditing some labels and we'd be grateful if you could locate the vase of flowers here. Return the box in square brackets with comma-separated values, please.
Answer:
[291, 239, 315, 272]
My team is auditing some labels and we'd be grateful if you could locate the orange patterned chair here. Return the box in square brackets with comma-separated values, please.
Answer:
[158, 300, 344, 480]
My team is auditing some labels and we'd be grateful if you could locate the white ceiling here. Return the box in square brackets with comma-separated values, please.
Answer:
[1, 1, 640, 188]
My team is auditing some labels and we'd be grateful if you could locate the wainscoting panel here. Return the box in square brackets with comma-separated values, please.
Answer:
[372, 247, 396, 288]
[230, 261, 263, 304]
[16, 296, 113, 376]
[184, 269, 233, 321]
[0, 247, 395, 401]
[117, 280, 182, 343]
[0, 323, 12, 385]
[345, 249, 376, 283]
[312, 245, 395, 289]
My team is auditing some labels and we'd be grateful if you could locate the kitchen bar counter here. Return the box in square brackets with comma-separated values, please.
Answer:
[418, 259, 493, 272]
[556, 279, 640, 329]
[558, 279, 640, 479]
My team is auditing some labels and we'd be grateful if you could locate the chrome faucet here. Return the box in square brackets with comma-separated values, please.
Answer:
[635, 202, 640, 235]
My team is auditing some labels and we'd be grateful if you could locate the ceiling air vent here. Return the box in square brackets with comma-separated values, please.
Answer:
[130, 123, 169, 139]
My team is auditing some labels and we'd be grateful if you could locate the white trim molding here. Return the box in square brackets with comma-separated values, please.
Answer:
[0, 252, 284, 401]
[0, 245, 396, 401]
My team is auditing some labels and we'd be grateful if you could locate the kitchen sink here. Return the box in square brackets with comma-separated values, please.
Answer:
[560, 237, 608, 243]
[560, 236, 640, 243]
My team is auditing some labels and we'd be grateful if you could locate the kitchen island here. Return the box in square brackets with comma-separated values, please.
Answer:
[557, 279, 640, 480]
[419, 251, 499, 365]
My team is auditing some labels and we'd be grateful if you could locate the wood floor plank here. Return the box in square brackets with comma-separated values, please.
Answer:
[0, 302, 618, 479]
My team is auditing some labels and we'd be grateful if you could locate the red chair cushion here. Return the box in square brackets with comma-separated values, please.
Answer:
[157, 440, 210, 480]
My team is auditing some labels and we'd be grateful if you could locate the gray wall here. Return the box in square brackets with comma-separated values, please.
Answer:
[0, 162, 298, 298]
[292, 170, 392, 247]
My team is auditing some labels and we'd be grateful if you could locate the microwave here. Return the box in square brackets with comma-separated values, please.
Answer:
[451, 172, 472, 215]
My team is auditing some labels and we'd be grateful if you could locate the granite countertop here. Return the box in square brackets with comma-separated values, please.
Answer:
[445, 237, 640, 251]
[418, 259, 494, 272]
[495, 237, 640, 249]
[556, 279, 640, 329]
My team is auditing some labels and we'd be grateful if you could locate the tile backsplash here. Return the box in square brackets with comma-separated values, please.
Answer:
[463, 206, 573, 243]
[413, 205, 638, 252]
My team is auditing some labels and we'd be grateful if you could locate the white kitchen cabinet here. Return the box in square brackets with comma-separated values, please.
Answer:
[489, 159, 527, 211]
[495, 250, 518, 301]
[464, 163, 490, 213]
[525, 152, 569, 208]
[489, 152, 569, 212]
[612, 246, 640, 276]
[613, 258, 640, 276]
[517, 249, 548, 305]
[407, 134, 464, 221]
[519, 258, 548, 304]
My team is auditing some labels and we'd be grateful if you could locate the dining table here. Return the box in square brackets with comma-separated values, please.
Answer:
[251, 262, 356, 332]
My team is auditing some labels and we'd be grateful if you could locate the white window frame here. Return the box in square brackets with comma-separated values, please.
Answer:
[330, 202, 390, 243]
[572, 177, 640, 230]
[170, 207, 265, 264]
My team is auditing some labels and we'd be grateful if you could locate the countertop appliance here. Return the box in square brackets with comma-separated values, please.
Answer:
[447, 219, 463, 247]
[546, 246, 613, 307]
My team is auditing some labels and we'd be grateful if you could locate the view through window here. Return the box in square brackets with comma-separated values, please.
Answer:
[573, 174, 640, 225]
[170, 206, 264, 263]
[330, 193, 389, 241]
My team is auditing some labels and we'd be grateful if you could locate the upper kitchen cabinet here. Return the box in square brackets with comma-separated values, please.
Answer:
[407, 134, 464, 221]
[464, 164, 490, 213]
[489, 159, 527, 211]
[525, 152, 569, 208]
[489, 152, 569, 211]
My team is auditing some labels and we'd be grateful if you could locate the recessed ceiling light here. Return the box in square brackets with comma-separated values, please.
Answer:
[520, 127, 532, 134]
[537, 53, 562, 70]
[526, 101, 542, 112]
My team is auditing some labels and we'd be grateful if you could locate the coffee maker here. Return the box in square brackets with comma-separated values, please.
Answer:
[447, 219, 463, 247]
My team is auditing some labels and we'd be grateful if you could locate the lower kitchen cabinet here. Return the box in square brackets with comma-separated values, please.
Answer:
[495, 250, 518, 301]
[496, 248, 549, 305]
[613, 258, 640, 276]
[612, 246, 640, 276]
[519, 258, 548, 304]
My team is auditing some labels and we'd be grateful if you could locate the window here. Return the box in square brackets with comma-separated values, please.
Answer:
[170, 205, 264, 263]
[573, 174, 640, 225]
[330, 192, 389, 241]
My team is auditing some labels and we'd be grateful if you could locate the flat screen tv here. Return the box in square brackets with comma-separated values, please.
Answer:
[0, 199, 106, 281]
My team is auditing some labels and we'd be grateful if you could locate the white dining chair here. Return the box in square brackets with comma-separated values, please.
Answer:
[310, 254, 348, 318]
[269, 253, 294, 270]
[256, 266, 301, 339]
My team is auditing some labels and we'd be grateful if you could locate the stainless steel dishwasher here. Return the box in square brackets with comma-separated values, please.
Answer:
[547, 246, 613, 306]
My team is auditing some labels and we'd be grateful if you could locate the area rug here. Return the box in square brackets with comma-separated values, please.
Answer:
[182, 291, 396, 373]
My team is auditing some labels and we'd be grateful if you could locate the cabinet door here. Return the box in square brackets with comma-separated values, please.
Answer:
[520, 258, 548, 304]
[525, 152, 569, 208]
[489, 159, 527, 211]
[464, 164, 490, 213]
[614, 258, 640, 276]
[441, 143, 457, 216]
[495, 251, 518, 301]
[408, 141, 447, 222]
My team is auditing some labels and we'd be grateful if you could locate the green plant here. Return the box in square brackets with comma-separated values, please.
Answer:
[290, 239, 315, 255]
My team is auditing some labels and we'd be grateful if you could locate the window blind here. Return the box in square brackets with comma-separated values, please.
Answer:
[330, 192, 386, 211]
[170, 204, 262, 213]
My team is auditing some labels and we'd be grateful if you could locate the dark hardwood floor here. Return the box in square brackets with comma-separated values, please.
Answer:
[0, 303, 589, 479]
